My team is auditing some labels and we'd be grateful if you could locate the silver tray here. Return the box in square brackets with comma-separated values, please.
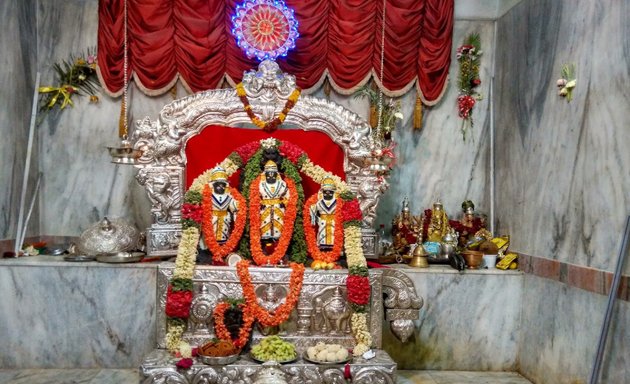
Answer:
[250, 352, 297, 365]
[198, 353, 239, 365]
[64, 255, 96, 262]
[302, 351, 352, 365]
[96, 251, 145, 263]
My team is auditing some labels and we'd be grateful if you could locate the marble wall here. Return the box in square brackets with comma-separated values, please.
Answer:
[494, 0, 630, 272]
[0, 0, 37, 241]
[495, 0, 630, 383]
[0, 257, 157, 368]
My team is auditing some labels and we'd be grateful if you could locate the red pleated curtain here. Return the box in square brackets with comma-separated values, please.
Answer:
[97, 0, 453, 104]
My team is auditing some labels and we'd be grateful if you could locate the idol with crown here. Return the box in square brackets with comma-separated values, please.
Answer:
[150, 0, 422, 380]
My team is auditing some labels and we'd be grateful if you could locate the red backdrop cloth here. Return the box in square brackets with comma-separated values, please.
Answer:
[97, 0, 453, 103]
[185, 126, 346, 198]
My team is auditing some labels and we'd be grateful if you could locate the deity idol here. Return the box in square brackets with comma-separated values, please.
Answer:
[258, 160, 290, 251]
[309, 178, 338, 251]
[391, 197, 421, 255]
[426, 201, 451, 243]
[208, 167, 239, 243]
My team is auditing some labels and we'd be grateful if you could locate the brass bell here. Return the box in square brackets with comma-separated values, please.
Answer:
[408, 243, 429, 268]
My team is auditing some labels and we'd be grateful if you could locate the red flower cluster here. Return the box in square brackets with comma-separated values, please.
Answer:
[234, 142, 261, 163]
[457, 95, 476, 119]
[342, 200, 363, 223]
[175, 357, 193, 369]
[279, 140, 305, 163]
[346, 275, 370, 305]
[165, 286, 193, 319]
[182, 203, 202, 223]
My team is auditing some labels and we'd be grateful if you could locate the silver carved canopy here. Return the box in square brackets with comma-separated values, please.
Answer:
[131, 60, 389, 257]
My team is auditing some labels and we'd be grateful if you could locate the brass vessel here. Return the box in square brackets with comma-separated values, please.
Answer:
[408, 244, 429, 268]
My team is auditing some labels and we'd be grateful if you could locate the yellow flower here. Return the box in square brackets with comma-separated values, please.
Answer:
[236, 83, 247, 97]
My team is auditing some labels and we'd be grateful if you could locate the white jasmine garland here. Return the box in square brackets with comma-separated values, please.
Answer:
[173, 227, 199, 280]
[165, 324, 185, 352]
[179, 341, 193, 358]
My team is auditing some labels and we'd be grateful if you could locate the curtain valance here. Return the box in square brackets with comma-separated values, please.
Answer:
[97, 0, 453, 104]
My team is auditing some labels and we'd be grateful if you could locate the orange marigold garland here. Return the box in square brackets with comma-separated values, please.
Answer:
[303, 194, 344, 264]
[212, 301, 255, 349]
[201, 184, 247, 264]
[236, 260, 304, 327]
[236, 83, 301, 132]
[248, 175, 298, 266]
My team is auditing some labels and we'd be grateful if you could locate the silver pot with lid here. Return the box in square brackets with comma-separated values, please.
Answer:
[75, 217, 141, 256]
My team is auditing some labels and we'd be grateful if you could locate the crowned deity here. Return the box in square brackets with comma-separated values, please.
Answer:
[208, 167, 239, 243]
[391, 197, 422, 254]
[309, 178, 338, 251]
[426, 201, 451, 243]
[259, 160, 290, 250]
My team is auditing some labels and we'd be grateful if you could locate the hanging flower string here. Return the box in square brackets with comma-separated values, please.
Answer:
[236, 83, 301, 132]
[303, 194, 345, 265]
[456, 33, 482, 140]
[236, 260, 305, 327]
[213, 301, 255, 349]
[201, 185, 247, 264]
[248, 175, 298, 266]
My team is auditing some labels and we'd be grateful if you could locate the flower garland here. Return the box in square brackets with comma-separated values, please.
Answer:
[236, 83, 301, 132]
[248, 175, 299, 266]
[213, 301, 255, 349]
[303, 194, 344, 264]
[456, 33, 482, 140]
[201, 184, 247, 263]
[167, 138, 372, 354]
[236, 260, 305, 327]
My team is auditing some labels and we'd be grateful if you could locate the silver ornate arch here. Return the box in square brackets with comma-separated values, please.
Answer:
[131, 60, 388, 257]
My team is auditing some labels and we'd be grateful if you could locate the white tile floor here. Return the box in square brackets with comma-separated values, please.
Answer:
[0, 369, 534, 384]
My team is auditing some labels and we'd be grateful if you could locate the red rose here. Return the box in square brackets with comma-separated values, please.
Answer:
[342, 200, 363, 223]
[165, 286, 193, 319]
[346, 275, 371, 305]
[279, 141, 305, 163]
[234, 142, 260, 163]
[182, 203, 202, 223]
[176, 357, 193, 370]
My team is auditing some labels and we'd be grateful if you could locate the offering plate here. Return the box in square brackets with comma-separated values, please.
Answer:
[250, 352, 298, 365]
[198, 353, 239, 365]
[96, 251, 145, 263]
[302, 351, 352, 365]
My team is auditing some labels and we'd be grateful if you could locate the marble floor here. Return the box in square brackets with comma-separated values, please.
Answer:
[0, 369, 533, 383]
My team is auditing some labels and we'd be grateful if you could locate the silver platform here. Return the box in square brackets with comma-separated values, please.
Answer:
[140, 348, 397, 384]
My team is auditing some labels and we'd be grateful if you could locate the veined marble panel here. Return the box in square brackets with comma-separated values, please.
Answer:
[519, 275, 630, 384]
[494, 0, 630, 272]
[382, 268, 523, 370]
[0, 257, 157, 368]
[0, 0, 37, 240]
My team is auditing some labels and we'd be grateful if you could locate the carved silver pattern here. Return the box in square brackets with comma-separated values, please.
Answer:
[156, 265, 384, 350]
[131, 61, 388, 256]
[381, 269, 424, 343]
[140, 350, 397, 384]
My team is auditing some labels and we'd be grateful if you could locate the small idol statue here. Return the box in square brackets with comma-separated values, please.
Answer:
[391, 197, 422, 255]
[451, 200, 487, 247]
[208, 167, 239, 243]
[309, 178, 338, 251]
[426, 201, 451, 243]
[258, 160, 290, 251]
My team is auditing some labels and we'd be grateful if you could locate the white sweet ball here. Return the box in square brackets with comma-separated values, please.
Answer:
[315, 342, 326, 352]
[326, 352, 338, 362]
[317, 350, 328, 362]
[336, 348, 348, 361]
[307, 347, 318, 360]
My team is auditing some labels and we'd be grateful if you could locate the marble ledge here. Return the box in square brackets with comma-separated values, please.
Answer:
[0, 255, 162, 269]
[0, 256, 523, 276]
[389, 263, 523, 276]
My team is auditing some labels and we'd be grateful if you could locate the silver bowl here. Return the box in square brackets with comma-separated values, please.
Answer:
[198, 353, 239, 365]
